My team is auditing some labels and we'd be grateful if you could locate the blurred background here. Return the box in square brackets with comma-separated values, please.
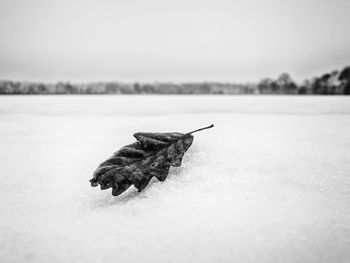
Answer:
[0, 0, 350, 94]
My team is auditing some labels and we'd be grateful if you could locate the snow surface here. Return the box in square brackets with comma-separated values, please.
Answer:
[0, 95, 350, 263]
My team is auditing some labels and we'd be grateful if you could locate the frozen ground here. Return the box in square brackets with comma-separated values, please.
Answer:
[0, 95, 350, 263]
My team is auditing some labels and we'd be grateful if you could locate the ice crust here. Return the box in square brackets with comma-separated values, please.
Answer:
[0, 96, 349, 263]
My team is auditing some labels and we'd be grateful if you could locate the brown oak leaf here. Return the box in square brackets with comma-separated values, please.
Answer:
[90, 124, 214, 196]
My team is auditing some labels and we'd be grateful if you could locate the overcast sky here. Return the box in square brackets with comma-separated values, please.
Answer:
[0, 0, 349, 83]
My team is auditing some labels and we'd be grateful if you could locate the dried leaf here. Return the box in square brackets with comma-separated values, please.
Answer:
[90, 124, 214, 196]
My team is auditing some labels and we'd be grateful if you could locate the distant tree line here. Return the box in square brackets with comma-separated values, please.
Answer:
[1, 65, 349, 95]
[0, 81, 256, 95]
[258, 66, 350, 95]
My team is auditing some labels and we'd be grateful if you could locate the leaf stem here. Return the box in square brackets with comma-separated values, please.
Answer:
[188, 124, 214, 135]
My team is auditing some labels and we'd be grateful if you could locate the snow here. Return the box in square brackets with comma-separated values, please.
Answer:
[0, 95, 350, 263]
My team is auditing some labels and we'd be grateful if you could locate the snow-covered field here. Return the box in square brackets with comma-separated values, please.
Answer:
[0, 95, 350, 263]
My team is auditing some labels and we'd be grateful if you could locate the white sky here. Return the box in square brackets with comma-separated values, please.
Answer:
[0, 0, 349, 83]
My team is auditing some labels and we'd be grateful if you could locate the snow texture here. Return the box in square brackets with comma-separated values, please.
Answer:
[0, 96, 350, 263]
